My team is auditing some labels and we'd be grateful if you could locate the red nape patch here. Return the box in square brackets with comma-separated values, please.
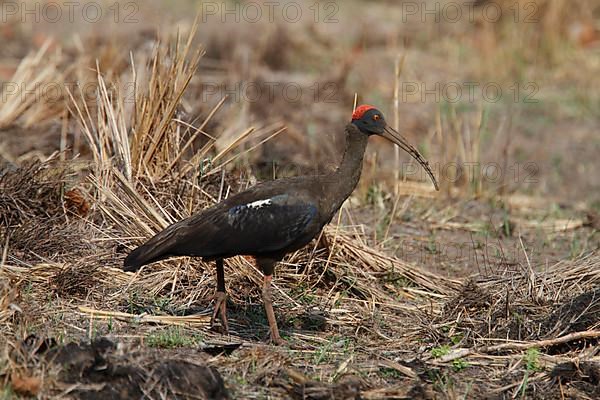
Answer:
[351, 104, 376, 120]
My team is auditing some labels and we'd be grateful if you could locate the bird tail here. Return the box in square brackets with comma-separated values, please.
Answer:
[123, 243, 167, 272]
[123, 224, 181, 272]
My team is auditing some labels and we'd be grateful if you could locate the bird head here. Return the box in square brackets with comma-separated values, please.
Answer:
[351, 104, 439, 190]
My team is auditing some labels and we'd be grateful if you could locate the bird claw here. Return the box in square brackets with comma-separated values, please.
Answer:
[269, 334, 286, 346]
[210, 291, 229, 334]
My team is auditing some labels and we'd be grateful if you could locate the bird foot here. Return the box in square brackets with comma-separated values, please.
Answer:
[210, 291, 229, 334]
[269, 334, 286, 346]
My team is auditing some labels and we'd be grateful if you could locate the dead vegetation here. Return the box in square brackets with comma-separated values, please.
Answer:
[1, 1, 599, 399]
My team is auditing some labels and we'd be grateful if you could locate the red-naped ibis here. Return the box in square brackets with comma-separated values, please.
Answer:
[123, 105, 439, 344]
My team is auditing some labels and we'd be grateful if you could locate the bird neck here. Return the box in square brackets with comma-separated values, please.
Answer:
[326, 124, 369, 212]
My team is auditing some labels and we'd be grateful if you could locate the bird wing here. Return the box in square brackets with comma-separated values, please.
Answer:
[124, 193, 318, 271]
[175, 193, 318, 257]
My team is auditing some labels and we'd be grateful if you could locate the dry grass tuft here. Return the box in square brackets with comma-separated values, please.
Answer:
[425, 254, 600, 346]
[0, 42, 66, 129]
[0, 159, 70, 227]
[0, 158, 97, 263]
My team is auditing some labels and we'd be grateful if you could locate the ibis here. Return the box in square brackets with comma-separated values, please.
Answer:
[124, 105, 439, 344]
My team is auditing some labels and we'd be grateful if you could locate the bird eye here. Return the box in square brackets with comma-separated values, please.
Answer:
[373, 114, 380, 121]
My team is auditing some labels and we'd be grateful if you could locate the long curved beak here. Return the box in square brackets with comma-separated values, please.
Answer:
[381, 125, 439, 191]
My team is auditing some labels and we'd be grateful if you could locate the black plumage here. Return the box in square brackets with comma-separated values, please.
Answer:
[124, 105, 438, 344]
[125, 181, 329, 268]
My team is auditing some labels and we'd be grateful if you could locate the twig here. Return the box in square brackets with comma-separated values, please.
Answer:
[378, 359, 418, 379]
[78, 306, 210, 327]
[439, 330, 600, 363]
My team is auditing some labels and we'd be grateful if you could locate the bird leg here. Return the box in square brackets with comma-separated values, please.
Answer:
[210, 259, 229, 334]
[211, 292, 228, 333]
[262, 274, 284, 345]
[257, 258, 285, 345]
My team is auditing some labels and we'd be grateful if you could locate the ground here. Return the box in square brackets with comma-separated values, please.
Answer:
[1, 1, 600, 399]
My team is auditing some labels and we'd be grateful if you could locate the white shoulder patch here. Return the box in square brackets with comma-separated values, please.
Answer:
[246, 198, 272, 209]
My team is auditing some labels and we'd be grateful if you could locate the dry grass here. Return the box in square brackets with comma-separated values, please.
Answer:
[1, 169, 598, 399]
[0, 2, 599, 399]
[0, 42, 66, 129]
